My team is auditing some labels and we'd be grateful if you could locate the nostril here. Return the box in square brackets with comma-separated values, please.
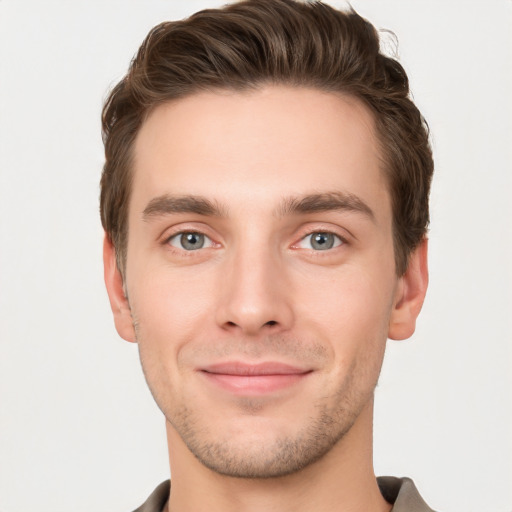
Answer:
[265, 320, 278, 327]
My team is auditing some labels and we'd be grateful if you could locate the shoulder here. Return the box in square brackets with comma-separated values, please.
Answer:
[131, 480, 170, 512]
[131, 477, 437, 512]
[377, 476, 437, 512]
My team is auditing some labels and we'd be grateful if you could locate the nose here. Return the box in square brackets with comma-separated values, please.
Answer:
[215, 245, 294, 336]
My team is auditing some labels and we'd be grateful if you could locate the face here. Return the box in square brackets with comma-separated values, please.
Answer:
[105, 86, 427, 478]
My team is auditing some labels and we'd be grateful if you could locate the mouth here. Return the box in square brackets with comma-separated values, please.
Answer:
[198, 362, 313, 395]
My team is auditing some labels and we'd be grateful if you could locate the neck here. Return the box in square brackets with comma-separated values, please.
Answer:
[165, 400, 391, 512]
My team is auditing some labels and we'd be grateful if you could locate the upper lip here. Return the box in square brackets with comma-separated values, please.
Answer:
[200, 362, 311, 376]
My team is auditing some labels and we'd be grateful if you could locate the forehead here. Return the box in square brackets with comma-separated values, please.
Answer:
[131, 86, 388, 218]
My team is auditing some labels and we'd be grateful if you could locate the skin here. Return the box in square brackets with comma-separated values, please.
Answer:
[104, 86, 428, 512]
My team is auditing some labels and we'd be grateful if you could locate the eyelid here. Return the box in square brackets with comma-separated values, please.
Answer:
[158, 223, 350, 251]
[160, 223, 221, 248]
[293, 232, 345, 250]
[291, 224, 350, 249]
[167, 231, 215, 250]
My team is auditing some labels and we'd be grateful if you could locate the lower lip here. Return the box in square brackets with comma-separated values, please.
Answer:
[200, 372, 309, 395]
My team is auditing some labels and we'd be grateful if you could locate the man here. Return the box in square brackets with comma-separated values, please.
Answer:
[100, 1, 434, 510]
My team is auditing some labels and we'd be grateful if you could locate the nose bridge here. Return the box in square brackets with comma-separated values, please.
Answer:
[216, 234, 293, 334]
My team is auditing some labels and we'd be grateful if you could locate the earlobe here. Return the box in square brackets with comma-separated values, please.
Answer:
[388, 238, 429, 341]
[103, 234, 137, 343]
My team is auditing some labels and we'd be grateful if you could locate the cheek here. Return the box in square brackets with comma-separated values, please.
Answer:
[293, 261, 396, 361]
[127, 264, 217, 354]
[129, 268, 218, 405]
[298, 268, 392, 398]
[297, 262, 395, 323]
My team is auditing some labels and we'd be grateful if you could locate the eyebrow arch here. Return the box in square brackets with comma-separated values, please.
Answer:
[142, 191, 375, 222]
[142, 194, 227, 220]
[275, 191, 375, 221]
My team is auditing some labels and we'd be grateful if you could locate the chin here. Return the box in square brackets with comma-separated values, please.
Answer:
[168, 398, 361, 479]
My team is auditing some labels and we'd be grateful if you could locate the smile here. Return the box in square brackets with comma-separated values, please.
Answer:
[199, 362, 313, 395]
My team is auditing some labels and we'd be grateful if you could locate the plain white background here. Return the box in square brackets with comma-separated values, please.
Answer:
[0, 1, 511, 511]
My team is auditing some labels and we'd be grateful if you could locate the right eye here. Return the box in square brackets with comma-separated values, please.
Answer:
[167, 232, 214, 251]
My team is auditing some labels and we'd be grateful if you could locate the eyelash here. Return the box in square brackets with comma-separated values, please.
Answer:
[293, 230, 347, 251]
[162, 227, 348, 253]
[164, 231, 217, 252]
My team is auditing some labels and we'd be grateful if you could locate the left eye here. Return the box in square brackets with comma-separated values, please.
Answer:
[168, 232, 214, 251]
[297, 232, 343, 251]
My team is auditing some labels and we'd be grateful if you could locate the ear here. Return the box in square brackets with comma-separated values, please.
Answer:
[103, 234, 136, 343]
[388, 238, 429, 341]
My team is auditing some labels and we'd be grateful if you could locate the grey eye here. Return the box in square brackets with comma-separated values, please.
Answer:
[311, 232, 335, 250]
[169, 232, 211, 250]
[298, 232, 343, 251]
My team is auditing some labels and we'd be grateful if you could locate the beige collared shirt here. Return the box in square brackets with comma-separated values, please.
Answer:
[132, 476, 436, 511]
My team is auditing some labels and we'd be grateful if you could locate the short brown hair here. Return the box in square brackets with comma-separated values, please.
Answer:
[100, 0, 433, 276]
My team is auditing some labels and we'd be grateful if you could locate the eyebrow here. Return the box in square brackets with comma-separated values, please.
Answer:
[142, 191, 374, 221]
[142, 194, 228, 220]
[275, 191, 375, 221]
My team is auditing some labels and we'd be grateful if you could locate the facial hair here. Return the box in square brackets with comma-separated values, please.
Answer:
[135, 326, 383, 479]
